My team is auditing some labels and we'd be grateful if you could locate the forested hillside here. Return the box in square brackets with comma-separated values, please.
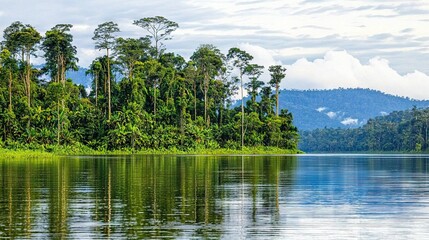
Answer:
[276, 89, 429, 130]
[0, 19, 299, 152]
[300, 107, 429, 152]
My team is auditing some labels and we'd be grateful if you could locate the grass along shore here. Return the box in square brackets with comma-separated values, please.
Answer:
[0, 144, 302, 158]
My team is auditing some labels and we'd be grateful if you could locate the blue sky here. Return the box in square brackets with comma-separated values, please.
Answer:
[2, 0, 429, 99]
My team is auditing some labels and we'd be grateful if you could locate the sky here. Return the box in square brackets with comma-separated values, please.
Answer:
[2, 0, 429, 99]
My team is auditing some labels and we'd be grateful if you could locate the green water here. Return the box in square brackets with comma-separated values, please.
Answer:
[0, 154, 428, 239]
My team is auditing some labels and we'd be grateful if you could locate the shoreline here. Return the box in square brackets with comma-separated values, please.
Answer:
[0, 146, 302, 158]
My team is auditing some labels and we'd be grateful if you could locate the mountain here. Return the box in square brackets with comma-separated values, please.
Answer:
[66, 67, 91, 87]
[66, 67, 123, 88]
[299, 107, 429, 152]
[277, 88, 429, 130]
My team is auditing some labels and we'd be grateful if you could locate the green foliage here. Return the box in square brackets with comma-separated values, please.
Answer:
[41, 24, 78, 83]
[300, 107, 429, 153]
[133, 16, 179, 58]
[0, 18, 299, 153]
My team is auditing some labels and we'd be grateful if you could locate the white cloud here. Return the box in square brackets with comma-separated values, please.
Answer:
[238, 43, 279, 67]
[1, 0, 429, 101]
[341, 117, 359, 125]
[326, 111, 337, 119]
[285, 50, 429, 100]
[78, 48, 103, 67]
[316, 107, 327, 112]
[380, 111, 388, 116]
[230, 44, 429, 100]
[72, 24, 91, 32]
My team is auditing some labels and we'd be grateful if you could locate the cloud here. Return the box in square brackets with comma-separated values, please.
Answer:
[341, 117, 359, 125]
[1, 0, 429, 102]
[285, 50, 429, 100]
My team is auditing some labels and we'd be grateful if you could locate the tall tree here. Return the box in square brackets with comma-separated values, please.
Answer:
[260, 86, 274, 117]
[245, 64, 264, 111]
[184, 61, 198, 120]
[2, 21, 26, 60]
[268, 65, 286, 117]
[133, 16, 178, 59]
[0, 49, 17, 112]
[41, 24, 78, 85]
[86, 59, 102, 107]
[191, 44, 224, 127]
[93, 21, 120, 121]
[42, 24, 78, 145]
[3, 22, 41, 108]
[114, 37, 150, 79]
[227, 47, 253, 149]
[142, 59, 164, 117]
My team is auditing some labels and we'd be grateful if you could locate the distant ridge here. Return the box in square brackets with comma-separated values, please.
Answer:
[277, 88, 429, 130]
[66, 67, 91, 87]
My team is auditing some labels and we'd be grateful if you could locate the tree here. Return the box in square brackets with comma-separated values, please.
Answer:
[0, 49, 17, 112]
[184, 61, 198, 120]
[191, 44, 224, 127]
[260, 86, 274, 117]
[133, 16, 179, 59]
[3, 22, 41, 108]
[245, 64, 264, 111]
[41, 24, 79, 145]
[86, 59, 102, 107]
[41, 24, 78, 85]
[93, 21, 120, 121]
[142, 59, 164, 117]
[227, 47, 253, 149]
[268, 65, 286, 117]
[2, 21, 26, 60]
[114, 37, 151, 79]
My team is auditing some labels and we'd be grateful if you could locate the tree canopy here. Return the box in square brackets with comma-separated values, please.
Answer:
[0, 18, 299, 152]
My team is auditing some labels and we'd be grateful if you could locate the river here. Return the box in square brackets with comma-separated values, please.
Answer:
[0, 154, 428, 239]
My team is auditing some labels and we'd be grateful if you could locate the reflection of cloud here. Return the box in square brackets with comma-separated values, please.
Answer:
[316, 107, 327, 112]
[326, 112, 337, 119]
[341, 117, 358, 125]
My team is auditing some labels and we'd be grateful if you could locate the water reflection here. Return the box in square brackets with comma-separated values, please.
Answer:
[0, 155, 296, 239]
[1, 155, 428, 238]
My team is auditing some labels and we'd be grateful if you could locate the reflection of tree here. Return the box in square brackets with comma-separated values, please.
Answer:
[0, 155, 298, 239]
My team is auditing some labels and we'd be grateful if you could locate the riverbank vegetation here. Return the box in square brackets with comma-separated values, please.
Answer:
[0, 17, 299, 153]
[0, 146, 301, 158]
[300, 107, 429, 152]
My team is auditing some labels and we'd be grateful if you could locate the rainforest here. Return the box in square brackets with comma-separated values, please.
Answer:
[0, 17, 299, 153]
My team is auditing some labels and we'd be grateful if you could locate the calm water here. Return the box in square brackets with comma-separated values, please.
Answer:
[0, 154, 428, 239]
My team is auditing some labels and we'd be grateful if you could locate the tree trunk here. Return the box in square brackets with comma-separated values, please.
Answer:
[204, 72, 209, 127]
[193, 83, 197, 121]
[180, 104, 185, 146]
[107, 48, 111, 121]
[128, 63, 134, 80]
[61, 54, 66, 85]
[61, 54, 65, 111]
[241, 73, 244, 150]
[25, 54, 31, 108]
[25, 52, 31, 129]
[95, 73, 98, 107]
[153, 80, 157, 118]
[276, 84, 279, 117]
[8, 70, 12, 112]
